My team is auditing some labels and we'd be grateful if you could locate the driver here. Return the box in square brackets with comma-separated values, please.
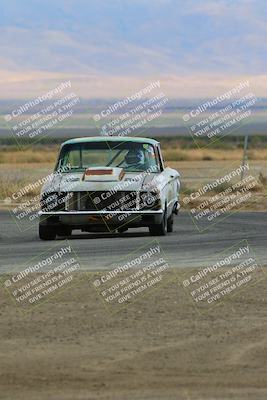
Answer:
[124, 148, 145, 170]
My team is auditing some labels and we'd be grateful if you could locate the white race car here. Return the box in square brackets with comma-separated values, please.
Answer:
[39, 136, 181, 239]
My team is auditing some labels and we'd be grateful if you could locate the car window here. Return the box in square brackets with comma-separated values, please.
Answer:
[57, 141, 160, 173]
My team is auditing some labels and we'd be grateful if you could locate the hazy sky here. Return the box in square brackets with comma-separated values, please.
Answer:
[0, 0, 267, 98]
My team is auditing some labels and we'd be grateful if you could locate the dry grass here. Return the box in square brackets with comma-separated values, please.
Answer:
[0, 163, 52, 200]
[0, 146, 58, 164]
[1, 146, 267, 164]
[163, 148, 267, 161]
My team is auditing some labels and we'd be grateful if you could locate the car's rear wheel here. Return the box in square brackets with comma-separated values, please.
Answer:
[149, 208, 167, 236]
[39, 225, 56, 240]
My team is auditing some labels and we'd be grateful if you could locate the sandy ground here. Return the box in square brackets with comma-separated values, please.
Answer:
[0, 270, 266, 400]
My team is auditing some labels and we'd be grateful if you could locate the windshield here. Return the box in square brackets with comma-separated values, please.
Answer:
[56, 141, 160, 173]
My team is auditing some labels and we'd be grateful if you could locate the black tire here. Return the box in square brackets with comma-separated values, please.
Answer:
[39, 225, 56, 240]
[57, 226, 72, 237]
[149, 208, 167, 236]
[167, 213, 174, 233]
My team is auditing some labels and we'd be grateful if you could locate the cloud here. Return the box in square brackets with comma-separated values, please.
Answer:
[181, 0, 230, 16]
[0, 26, 178, 76]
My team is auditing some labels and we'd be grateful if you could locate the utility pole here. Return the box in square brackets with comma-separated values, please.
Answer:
[240, 134, 249, 181]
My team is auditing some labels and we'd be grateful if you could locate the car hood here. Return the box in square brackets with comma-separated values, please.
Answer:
[42, 169, 165, 194]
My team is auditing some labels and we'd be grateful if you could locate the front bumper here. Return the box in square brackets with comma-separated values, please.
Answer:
[39, 210, 163, 216]
[38, 209, 164, 228]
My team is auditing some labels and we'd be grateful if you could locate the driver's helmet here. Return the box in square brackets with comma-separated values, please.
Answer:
[125, 149, 145, 166]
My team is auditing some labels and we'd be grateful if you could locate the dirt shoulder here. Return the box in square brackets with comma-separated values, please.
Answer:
[0, 270, 266, 400]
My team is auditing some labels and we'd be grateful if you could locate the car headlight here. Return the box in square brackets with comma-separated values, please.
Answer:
[40, 192, 59, 211]
[140, 191, 161, 209]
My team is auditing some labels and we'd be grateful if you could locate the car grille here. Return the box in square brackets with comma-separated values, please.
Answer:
[41, 192, 70, 211]
[42, 191, 161, 212]
[66, 191, 138, 211]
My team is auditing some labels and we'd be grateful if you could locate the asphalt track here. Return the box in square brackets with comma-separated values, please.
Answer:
[0, 210, 266, 273]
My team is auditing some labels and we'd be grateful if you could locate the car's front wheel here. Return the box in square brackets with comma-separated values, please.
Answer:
[57, 226, 72, 237]
[167, 213, 174, 232]
[149, 208, 167, 236]
[39, 225, 56, 241]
